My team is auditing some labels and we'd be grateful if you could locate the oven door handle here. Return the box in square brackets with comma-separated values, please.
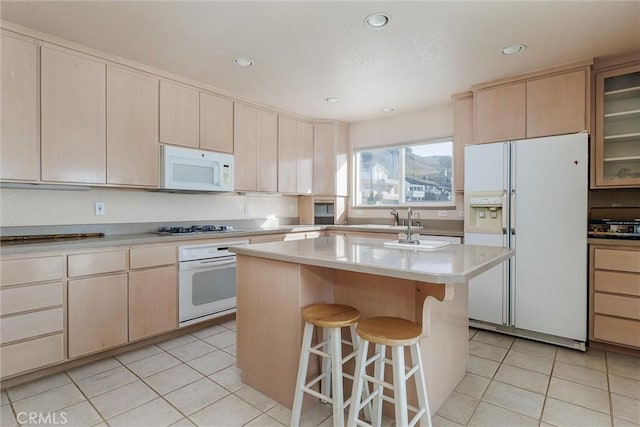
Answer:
[179, 258, 236, 271]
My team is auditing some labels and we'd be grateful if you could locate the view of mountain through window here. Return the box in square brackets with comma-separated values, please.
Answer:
[355, 139, 453, 206]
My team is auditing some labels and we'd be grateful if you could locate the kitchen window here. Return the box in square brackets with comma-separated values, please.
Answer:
[354, 138, 454, 207]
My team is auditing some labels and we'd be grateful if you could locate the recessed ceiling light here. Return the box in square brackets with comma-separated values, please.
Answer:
[325, 97, 340, 104]
[382, 107, 394, 113]
[500, 44, 527, 56]
[365, 13, 390, 29]
[233, 57, 254, 67]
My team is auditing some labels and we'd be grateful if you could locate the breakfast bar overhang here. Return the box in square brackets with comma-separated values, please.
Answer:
[231, 236, 513, 415]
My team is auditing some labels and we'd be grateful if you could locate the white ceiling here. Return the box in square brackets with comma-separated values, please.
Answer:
[2, 1, 639, 123]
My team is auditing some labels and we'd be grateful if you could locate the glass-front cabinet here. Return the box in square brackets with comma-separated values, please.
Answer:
[594, 64, 640, 187]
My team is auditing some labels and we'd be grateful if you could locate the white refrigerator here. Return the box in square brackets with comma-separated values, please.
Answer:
[464, 133, 588, 349]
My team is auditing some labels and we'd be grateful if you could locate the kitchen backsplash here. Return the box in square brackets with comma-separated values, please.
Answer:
[0, 187, 299, 227]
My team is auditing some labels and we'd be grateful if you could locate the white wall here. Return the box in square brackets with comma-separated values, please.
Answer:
[0, 187, 297, 227]
[348, 103, 464, 221]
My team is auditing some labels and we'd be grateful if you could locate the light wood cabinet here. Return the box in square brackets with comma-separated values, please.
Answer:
[336, 124, 349, 197]
[68, 273, 128, 358]
[589, 244, 640, 349]
[0, 31, 39, 181]
[452, 92, 473, 192]
[129, 266, 177, 341]
[160, 80, 199, 148]
[107, 66, 159, 187]
[475, 83, 525, 144]
[0, 256, 64, 378]
[526, 70, 587, 138]
[68, 249, 127, 277]
[297, 121, 314, 194]
[593, 62, 640, 188]
[41, 45, 106, 183]
[313, 123, 337, 195]
[233, 103, 278, 192]
[474, 65, 589, 145]
[200, 92, 234, 154]
[278, 116, 298, 193]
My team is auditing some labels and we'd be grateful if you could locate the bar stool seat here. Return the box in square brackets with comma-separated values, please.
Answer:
[347, 316, 432, 427]
[290, 304, 369, 427]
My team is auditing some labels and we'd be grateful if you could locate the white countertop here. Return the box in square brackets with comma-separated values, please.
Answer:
[231, 235, 513, 284]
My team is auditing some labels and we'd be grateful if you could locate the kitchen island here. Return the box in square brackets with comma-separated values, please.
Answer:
[231, 235, 513, 415]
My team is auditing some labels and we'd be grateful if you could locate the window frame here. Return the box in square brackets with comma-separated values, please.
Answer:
[352, 136, 455, 208]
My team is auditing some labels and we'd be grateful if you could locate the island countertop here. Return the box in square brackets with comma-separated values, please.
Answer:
[231, 235, 513, 283]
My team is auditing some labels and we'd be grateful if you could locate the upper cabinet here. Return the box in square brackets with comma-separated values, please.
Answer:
[593, 62, 640, 188]
[41, 45, 106, 184]
[296, 121, 313, 194]
[160, 81, 234, 154]
[0, 31, 39, 182]
[159, 81, 199, 148]
[200, 92, 234, 154]
[234, 103, 277, 192]
[474, 62, 590, 144]
[107, 66, 159, 187]
[452, 92, 474, 193]
[278, 116, 298, 194]
[313, 122, 350, 196]
[475, 83, 526, 144]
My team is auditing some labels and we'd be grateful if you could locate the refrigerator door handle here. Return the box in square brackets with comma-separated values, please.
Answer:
[510, 191, 516, 235]
[502, 254, 509, 325]
[502, 191, 508, 235]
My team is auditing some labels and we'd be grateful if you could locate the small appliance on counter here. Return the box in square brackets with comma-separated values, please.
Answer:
[588, 207, 640, 240]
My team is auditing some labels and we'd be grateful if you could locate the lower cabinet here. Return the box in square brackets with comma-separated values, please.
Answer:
[129, 266, 178, 341]
[68, 273, 129, 358]
[590, 244, 640, 349]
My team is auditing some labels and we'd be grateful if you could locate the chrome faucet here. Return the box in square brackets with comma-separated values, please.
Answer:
[404, 207, 419, 244]
[390, 209, 399, 226]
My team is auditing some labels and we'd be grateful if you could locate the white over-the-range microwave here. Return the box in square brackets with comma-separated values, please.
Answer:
[161, 145, 234, 192]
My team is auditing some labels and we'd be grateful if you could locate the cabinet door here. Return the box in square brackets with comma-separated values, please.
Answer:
[475, 83, 526, 144]
[256, 109, 278, 192]
[200, 92, 233, 153]
[107, 66, 159, 186]
[0, 32, 38, 181]
[129, 266, 177, 341]
[313, 123, 336, 195]
[453, 95, 474, 192]
[527, 70, 586, 138]
[68, 273, 128, 358]
[160, 81, 199, 148]
[296, 121, 314, 194]
[41, 46, 106, 183]
[278, 116, 297, 193]
[335, 124, 349, 197]
[233, 103, 258, 191]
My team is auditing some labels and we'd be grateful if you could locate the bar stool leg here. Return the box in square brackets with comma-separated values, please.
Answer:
[291, 322, 315, 427]
[350, 325, 372, 422]
[321, 327, 332, 402]
[392, 345, 408, 427]
[346, 339, 369, 426]
[329, 327, 345, 426]
[372, 344, 386, 426]
[410, 343, 432, 427]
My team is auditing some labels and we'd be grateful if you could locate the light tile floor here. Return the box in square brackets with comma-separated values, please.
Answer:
[1, 321, 638, 426]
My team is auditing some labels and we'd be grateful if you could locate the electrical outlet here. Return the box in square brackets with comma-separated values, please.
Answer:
[95, 202, 105, 216]
[244, 203, 250, 215]
[438, 210, 448, 217]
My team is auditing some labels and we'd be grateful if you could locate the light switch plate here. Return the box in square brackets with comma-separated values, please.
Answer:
[95, 202, 105, 216]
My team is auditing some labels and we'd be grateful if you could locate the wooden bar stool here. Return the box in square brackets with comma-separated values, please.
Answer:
[347, 316, 431, 427]
[290, 303, 368, 427]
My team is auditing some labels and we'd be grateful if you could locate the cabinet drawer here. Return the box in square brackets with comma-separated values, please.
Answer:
[594, 293, 640, 320]
[593, 314, 640, 348]
[1, 307, 64, 344]
[0, 333, 64, 378]
[594, 248, 640, 273]
[1, 282, 63, 316]
[1, 256, 63, 287]
[594, 270, 640, 296]
[130, 246, 176, 269]
[68, 250, 127, 277]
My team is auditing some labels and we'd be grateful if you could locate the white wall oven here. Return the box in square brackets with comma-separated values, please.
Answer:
[178, 240, 248, 327]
